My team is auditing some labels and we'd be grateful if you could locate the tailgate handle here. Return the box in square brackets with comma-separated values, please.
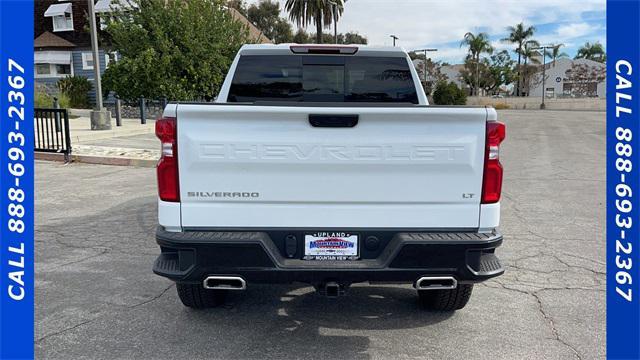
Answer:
[309, 114, 358, 128]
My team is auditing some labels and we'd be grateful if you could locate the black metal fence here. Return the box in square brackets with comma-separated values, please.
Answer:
[109, 96, 169, 126]
[34, 108, 72, 161]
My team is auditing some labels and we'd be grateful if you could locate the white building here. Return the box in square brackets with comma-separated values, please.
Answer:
[440, 64, 468, 90]
[411, 60, 473, 94]
[529, 57, 606, 98]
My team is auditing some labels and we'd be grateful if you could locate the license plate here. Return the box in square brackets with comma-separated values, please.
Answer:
[304, 232, 359, 260]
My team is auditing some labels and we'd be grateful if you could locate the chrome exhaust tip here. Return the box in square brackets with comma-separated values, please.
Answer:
[415, 276, 457, 290]
[203, 276, 247, 290]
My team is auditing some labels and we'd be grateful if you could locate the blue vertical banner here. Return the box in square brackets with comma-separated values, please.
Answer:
[607, 0, 640, 359]
[0, 0, 35, 359]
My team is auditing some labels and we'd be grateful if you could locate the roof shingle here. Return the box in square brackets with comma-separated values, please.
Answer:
[34, 31, 76, 48]
[228, 8, 272, 44]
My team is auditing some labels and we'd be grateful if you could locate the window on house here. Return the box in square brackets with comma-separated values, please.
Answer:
[82, 53, 94, 70]
[545, 87, 555, 98]
[55, 64, 72, 76]
[45, 3, 74, 32]
[99, 16, 107, 30]
[35, 64, 51, 76]
[106, 52, 118, 67]
[35, 63, 72, 78]
[82, 53, 110, 70]
[52, 13, 73, 31]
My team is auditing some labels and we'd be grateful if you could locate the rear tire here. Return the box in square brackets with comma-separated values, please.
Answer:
[176, 283, 227, 309]
[418, 284, 473, 311]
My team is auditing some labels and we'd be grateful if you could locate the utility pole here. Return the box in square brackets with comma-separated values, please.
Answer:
[414, 48, 438, 92]
[88, 0, 111, 130]
[390, 35, 399, 47]
[532, 44, 554, 109]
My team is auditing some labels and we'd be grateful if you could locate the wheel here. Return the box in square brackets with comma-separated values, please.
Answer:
[418, 284, 473, 311]
[176, 283, 227, 309]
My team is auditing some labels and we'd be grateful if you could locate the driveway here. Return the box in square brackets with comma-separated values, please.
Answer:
[35, 109, 605, 359]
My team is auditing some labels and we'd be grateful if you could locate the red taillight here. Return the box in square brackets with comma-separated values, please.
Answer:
[481, 121, 506, 204]
[156, 117, 179, 202]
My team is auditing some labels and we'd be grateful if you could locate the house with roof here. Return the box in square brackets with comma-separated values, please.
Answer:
[35, 0, 270, 105]
[34, 0, 119, 103]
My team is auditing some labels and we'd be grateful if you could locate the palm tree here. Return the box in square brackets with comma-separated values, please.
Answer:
[520, 41, 541, 96]
[522, 40, 541, 66]
[502, 23, 536, 96]
[545, 44, 569, 67]
[575, 41, 606, 63]
[285, 0, 344, 44]
[460, 32, 493, 96]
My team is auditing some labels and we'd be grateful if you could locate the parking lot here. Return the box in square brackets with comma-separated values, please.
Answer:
[35, 109, 605, 360]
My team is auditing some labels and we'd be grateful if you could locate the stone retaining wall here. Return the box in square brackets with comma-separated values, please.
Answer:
[105, 102, 164, 120]
[467, 96, 605, 111]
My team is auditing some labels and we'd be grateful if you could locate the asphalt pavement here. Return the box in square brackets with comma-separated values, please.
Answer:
[35, 109, 605, 360]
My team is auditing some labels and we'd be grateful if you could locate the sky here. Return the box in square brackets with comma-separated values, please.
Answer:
[244, 0, 606, 64]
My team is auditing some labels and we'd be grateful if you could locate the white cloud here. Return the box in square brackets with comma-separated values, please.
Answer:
[245, 0, 606, 62]
[554, 22, 598, 38]
[427, 46, 469, 61]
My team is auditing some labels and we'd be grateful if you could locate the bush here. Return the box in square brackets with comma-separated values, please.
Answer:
[34, 91, 70, 109]
[57, 76, 92, 108]
[432, 81, 467, 105]
[34, 91, 53, 108]
[102, 0, 251, 102]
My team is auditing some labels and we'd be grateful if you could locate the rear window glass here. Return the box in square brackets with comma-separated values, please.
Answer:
[228, 55, 418, 103]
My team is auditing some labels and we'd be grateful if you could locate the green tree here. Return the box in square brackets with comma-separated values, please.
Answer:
[545, 44, 569, 66]
[486, 50, 515, 94]
[410, 52, 447, 95]
[460, 32, 493, 96]
[321, 31, 367, 44]
[247, 0, 294, 43]
[575, 41, 607, 63]
[292, 28, 311, 43]
[502, 22, 536, 96]
[522, 40, 541, 66]
[460, 58, 488, 94]
[291, 30, 367, 44]
[519, 41, 541, 95]
[460, 50, 515, 96]
[285, 0, 344, 44]
[432, 81, 467, 105]
[102, 0, 251, 101]
[342, 32, 368, 44]
[227, 0, 247, 16]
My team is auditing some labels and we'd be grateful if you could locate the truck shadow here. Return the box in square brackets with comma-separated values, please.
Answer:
[178, 283, 454, 359]
[37, 194, 454, 359]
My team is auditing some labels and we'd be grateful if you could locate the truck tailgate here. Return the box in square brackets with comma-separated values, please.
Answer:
[176, 104, 488, 229]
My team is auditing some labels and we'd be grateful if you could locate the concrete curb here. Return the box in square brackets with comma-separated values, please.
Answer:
[71, 127, 155, 144]
[35, 152, 157, 168]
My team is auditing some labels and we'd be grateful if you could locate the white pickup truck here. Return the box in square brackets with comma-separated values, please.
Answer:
[153, 44, 505, 311]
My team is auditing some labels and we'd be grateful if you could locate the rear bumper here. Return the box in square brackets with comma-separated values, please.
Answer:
[153, 227, 504, 285]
